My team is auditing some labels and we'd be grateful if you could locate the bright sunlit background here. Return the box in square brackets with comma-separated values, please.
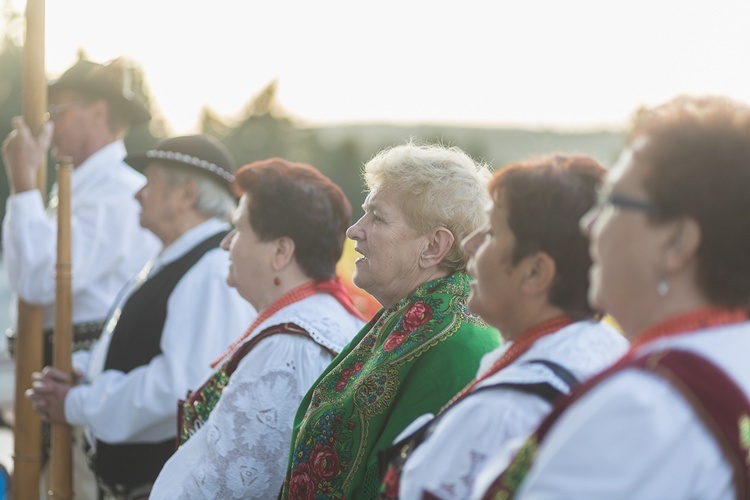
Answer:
[4, 0, 750, 134]
[0, 0, 746, 475]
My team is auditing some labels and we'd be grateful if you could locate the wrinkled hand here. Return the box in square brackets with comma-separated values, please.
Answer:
[24, 366, 80, 424]
[2, 116, 54, 193]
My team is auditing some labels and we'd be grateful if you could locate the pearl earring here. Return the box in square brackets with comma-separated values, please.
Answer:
[657, 279, 669, 297]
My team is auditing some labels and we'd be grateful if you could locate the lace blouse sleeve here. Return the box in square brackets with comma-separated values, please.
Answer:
[150, 332, 335, 499]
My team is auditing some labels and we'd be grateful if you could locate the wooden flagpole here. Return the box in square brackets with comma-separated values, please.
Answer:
[12, 0, 47, 498]
[48, 158, 73, 499]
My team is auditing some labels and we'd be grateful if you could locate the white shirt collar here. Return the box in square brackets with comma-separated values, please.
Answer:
[70, 140, 128, 192]
[150, 218, 230, 274]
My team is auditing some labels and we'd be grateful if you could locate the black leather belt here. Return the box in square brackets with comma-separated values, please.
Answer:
[5, 321, 104, 365]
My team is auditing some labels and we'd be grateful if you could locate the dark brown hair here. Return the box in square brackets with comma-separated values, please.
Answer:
[631, 95, 750, 307]
[489, 154, 606, 320]
[233, 158, 352, 281]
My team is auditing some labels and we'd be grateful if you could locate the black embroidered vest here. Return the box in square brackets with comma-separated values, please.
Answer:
[93, 231, 227, 487]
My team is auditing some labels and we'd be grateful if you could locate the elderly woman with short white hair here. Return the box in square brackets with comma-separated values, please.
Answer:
[281, 142, 502, 499]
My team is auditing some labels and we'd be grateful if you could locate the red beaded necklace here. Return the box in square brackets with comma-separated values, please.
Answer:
[628, 307, 749, 354]
[438, 315, 574, 414]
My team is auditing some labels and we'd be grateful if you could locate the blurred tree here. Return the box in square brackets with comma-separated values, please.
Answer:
[205, 81, 370, 221]
[0, 5, 24, 231]
[117, 53, 168, 152]
[209, 81, 308, 165]
[311, 137, 366, 221]
[199, 108, 232, 140]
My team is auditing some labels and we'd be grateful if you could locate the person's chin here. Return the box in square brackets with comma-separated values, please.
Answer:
[587, 282, 604, 312]
[587, 266, 601, 304]
[225, 273, 237, 289]
[139, 211, 154, 231]
[466, 291, 483, 317]
[351, 269, 366, 287]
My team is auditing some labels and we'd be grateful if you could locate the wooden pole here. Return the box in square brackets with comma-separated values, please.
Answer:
[48, 159, 73, 499]
[12, 0, 47, 498]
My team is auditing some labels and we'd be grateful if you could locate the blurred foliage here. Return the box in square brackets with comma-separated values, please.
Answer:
[201, 81, 627, 223]
[0, 33, 22, 224]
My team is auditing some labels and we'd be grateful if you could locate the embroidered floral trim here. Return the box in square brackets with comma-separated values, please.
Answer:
[178, 363, 231, 445]
[484, 437, 539, 499]
[740, 415, 750, 465]
[289, 409, 354, 499]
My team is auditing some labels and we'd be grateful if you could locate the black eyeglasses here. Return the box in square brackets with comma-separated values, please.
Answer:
[595, 190, 661, 215]
[581, 190, 662, 232]
[47, 101, 86, 121]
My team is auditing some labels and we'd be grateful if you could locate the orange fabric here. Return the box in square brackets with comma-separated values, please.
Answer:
[316, 277, 367, 322]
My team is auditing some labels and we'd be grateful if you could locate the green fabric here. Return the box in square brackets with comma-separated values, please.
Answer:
[178, 360, 231, 445]
[281, 272, 501, 499]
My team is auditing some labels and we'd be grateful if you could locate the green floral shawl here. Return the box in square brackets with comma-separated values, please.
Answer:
[281, 272, 501, 499]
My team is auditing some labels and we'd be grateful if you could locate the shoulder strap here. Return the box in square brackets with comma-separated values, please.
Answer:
[483, 349, 750, 500]
[473, 359, 579, 404]
[225, 322, 337, 377]
[631, 349, 750, 500]
[524, 359, 579, 388]
[475, 382, 564, 405]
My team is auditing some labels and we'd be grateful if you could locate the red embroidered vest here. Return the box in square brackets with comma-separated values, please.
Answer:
[483, 348, 750, 499]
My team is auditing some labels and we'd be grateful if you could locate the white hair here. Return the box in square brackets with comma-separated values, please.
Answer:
[157, 164, 236, 221]
[363, 140, 492, 272]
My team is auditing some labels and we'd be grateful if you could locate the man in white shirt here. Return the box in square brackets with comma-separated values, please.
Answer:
[2, 56, 161, 498]
[2, 57, 160, 362]
[26, 135, 256, 499]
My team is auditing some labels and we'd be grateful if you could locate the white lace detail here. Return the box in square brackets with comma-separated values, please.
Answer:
[180, 368, 301, 498]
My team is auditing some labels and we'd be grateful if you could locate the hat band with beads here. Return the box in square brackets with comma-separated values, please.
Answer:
[146, 150, 234, 183]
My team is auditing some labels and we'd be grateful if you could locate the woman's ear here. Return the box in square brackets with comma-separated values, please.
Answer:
[520, 252, 557, 296]
[420, 227, 455, 268]
[272, 236, 296, 271]
[664, 216, 701, 272]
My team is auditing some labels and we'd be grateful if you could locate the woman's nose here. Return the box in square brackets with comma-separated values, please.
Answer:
[579, 207, 599, 237]
[220, 229, 236, 251]
[346, 217, 364, 240]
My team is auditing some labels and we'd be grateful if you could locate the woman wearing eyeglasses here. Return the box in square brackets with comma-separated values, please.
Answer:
[475, 95, 750, 499]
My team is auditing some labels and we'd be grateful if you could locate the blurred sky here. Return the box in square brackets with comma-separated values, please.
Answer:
[4, 0, 750, 134]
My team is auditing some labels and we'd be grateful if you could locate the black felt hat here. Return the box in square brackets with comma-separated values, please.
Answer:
[124, 135, 237, 190]
[48, 58, 151, 126]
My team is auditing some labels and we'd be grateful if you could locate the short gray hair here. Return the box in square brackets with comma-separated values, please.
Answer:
[363, 141, 491, 272]
[156, 164, 236, 221]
